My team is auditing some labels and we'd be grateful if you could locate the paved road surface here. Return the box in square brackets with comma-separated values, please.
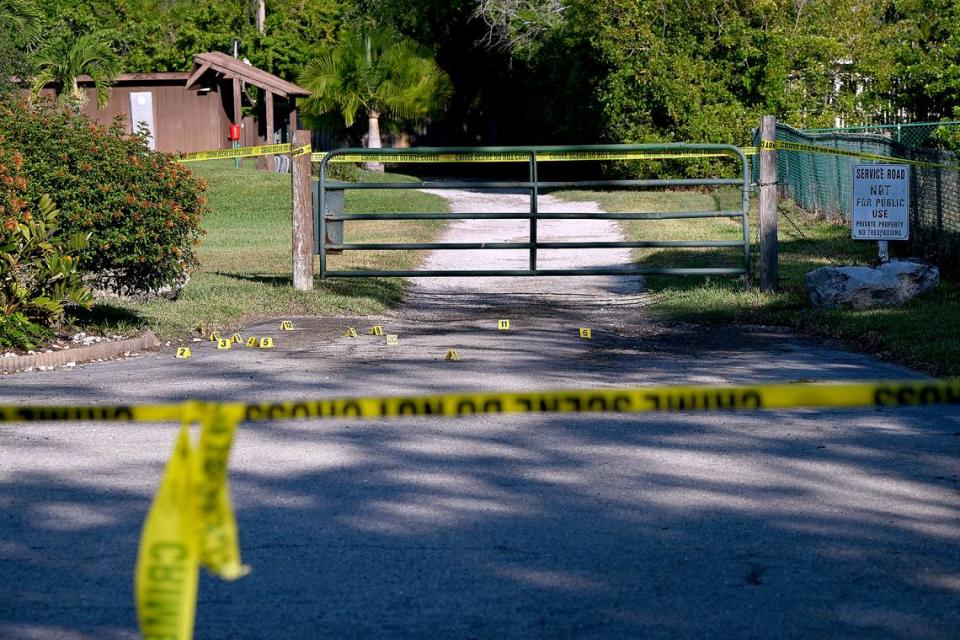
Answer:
[1, 191, 958, 639]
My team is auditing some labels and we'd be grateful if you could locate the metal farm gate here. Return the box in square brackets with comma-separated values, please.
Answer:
[314, 144, 751, 278]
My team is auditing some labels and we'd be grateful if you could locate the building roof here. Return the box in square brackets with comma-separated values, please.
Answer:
[186, 52, 310, 98]
[77, 72, 190, 84]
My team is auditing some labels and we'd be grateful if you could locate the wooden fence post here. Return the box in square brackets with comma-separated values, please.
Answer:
[291, 129, 314, 290]
[759, 115, 779, 293]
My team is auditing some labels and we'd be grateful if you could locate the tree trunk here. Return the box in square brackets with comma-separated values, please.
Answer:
[365, 109, 384, 172]
[256, 0, 266, 33]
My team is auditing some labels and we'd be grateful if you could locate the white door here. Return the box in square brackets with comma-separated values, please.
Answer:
[128, 91, 156, 150]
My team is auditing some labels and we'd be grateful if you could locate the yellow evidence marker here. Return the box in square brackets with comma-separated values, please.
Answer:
[208, 331, 221, 342]
[368, 325, 384, 336]
[280, 320, 295, 331]
[231, 333, 243, 344]
[175, 347, 192, 359]
[259, 337, 275, 349]
[245, 336, 259, 348]
[344, 327, 358, 338]
[497, 319, 511, 330]
[385, 334, 399, 346]
[444, 349, 461, 362]
[579, 327, 592, 339]
[217, 338, 232, 350]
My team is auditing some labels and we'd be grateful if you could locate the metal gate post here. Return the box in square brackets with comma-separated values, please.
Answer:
[529, 151, 538, 273]
[318, 164, 327, 278]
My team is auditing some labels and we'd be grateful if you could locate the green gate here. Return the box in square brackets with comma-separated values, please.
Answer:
[315, 144, 751, 278]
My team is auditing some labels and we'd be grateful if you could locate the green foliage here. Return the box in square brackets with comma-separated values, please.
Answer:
[0, 152, 92, 346]
[22, 0, 960, 156]
[0, 0, 44, 99]
[30, 28, 121, 111]
[0, 312, 52, 350]
[299, 27, 452, 129]
[0, 97, 209, 295]
[37, 0, 346, 78]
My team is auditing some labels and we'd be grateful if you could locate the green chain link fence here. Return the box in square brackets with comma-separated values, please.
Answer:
[802, 121, 960, 150]
[754, 122, 960, 270]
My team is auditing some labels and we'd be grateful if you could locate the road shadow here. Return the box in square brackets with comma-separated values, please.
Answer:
[1, 409, 958, 639]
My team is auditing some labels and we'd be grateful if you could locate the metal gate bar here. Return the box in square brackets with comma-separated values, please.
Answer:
[317, 144, 751, 278]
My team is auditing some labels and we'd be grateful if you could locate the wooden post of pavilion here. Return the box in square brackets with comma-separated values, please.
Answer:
[232, 76, 242, 169]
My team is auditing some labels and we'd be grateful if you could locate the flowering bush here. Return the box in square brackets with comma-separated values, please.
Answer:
[0, 97, 208, 294]
[0, 135, 92, 348]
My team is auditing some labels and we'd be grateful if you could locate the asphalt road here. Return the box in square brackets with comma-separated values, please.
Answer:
[1, 192, 959, 639]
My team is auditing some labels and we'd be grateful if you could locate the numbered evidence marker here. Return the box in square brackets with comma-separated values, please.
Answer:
[259, 337, 275, 349]
[280, 320, 295, 331]
[444, 349, 461, 362]
[208, 331, 221, 342]
[175, 347, 192, 359]
[344, 327, 358, 338]
[368, 325, 384, 336]
[497, 319, 511, 330]
[217, 338, 232, 350]
[385, 334, 399, 346]
[245, 336, 259, 348]
[579, 327, 592, 340]
[231, 333, 243, 344]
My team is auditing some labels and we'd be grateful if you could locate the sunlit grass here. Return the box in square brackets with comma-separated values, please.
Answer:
[70, 160, 448, 338]
[558, 189, 960, 376]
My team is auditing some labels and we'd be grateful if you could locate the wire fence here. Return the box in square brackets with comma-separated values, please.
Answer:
[800, 121, 960, 150]
[754, 122, 960, 270]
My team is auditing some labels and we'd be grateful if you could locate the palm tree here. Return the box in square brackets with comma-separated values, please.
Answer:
[0, 0, 43, 46]
[30, 30, 121, 112]
[0, 0, 44, 97]
[299, 27, 452, 170]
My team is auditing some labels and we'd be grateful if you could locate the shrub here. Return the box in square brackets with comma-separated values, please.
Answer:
[0, 313, 52, 350]
[0, 97, 208, 294]
[0, 139, 92, 348]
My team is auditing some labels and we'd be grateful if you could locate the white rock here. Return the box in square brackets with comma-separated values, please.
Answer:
[805, 260, 940, 310]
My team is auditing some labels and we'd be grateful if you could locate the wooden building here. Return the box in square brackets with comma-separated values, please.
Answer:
[68, 53, 310, 158]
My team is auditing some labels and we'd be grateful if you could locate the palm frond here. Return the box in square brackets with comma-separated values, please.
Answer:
[0, 0, 44, 48]
[298, 26, 452, 131]
[30, 28, 120, 111]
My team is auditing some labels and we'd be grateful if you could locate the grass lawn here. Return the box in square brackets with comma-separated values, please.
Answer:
[71, 160, 448, 338]
[557, 189, 960, 377]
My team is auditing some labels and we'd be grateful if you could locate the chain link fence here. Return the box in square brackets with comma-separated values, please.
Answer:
[754, 122, 960, 271]
[801, 121, 960, 150]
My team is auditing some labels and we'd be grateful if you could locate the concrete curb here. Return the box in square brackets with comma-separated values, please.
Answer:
[0, 331, 161, 374]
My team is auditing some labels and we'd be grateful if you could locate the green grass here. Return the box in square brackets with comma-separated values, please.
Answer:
[557, 189, 960, 377]
[70, 160, 448, 338]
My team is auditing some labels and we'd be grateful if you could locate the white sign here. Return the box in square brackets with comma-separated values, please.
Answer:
[851, 164, 909, 240]
[128, 92, 156, 150]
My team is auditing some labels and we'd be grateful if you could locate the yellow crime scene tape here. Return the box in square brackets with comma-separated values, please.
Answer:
[762, 139, 960, 171]
[317, 148, 747, 164]
[2, 377, 959, 639]
[172, 143, 748, 166]
[171, 140, 958, 170]
[176, 143, 293, 163]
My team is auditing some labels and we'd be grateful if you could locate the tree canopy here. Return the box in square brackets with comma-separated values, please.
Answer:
[12, 0, 960, 146]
